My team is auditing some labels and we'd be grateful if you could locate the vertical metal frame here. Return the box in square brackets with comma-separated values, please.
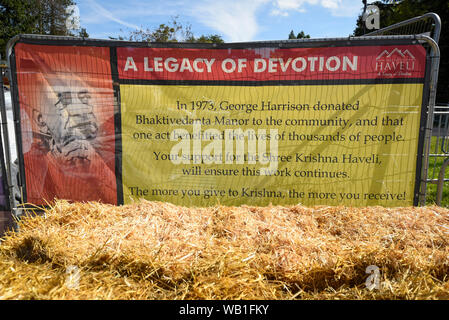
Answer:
[0, 66, 15, 218]
[6, 35, 22, 217]
[0, 67, 14, 236]
[416, 35, 440, 205]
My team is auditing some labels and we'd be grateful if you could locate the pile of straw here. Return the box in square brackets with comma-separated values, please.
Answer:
[0, 200, 448, 299]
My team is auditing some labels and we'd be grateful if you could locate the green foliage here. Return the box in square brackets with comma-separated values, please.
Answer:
[78, 27, 88, 38]
[0, 0, 36, 57]
[124, 17, 224, 44]
[296, 31, 311, 39]
[109, 35, 125, 41]
[128, 22, 184, 42]
[33, 0, 74, 35]
[353, 1, 396, 36]
[288, 30, 296, 39]
[0, 0, 86, 57]
[189, 34, 224, 44]
[287, 29, 311, 39]
[426, 136, 449, 207]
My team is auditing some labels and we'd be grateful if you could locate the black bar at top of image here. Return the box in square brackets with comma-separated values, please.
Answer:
[110, 47, 124, 206]
[117, 77, 425, 86]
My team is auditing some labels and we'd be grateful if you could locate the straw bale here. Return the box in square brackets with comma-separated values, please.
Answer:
[0, 200, 448, 299]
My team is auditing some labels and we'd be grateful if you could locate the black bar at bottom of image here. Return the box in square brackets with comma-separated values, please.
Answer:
[1, 300, 448, 318]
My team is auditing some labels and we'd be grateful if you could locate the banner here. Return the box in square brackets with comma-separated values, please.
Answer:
[10, 37, 429, 207]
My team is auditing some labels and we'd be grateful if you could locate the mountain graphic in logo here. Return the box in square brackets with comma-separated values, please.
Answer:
[375, 48, 416, 76]
[376, 48, 415, 60]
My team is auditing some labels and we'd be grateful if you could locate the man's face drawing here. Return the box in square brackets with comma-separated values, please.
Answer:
[34, 89, 99, 165]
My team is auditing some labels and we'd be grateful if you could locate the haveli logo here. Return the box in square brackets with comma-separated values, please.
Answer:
[375, 48, 415, 77]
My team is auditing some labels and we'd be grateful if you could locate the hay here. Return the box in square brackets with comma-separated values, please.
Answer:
[0, 200, 448, 299]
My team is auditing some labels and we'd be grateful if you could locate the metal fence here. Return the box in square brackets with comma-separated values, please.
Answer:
[364, 13, 444, 205]
[3, 33, 439, 209]
[0, 20, 444, 216]
[365, 12, 441, 43]
[429, 105, 449, 204]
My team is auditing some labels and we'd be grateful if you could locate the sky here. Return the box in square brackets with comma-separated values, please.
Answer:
[77, 0, 365, 42]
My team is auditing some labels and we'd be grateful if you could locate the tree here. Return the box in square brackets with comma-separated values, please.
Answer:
[0, 0, 86, 56]
[78, 27, 88, 38]
[126, 17, 191, 42]
[0, 0, 37, 57]
[190, 34, 224, 44]
[128, 23, 183, 42]
[34, 0, 75, 35]
[287, 30, 310, 39]
[288, 30, 296, 39]
[123, 17, 224, 44]
[353, 0, 449, 102]
[353, 1, 396, 36]
[108, 35, 125, 41]
[296, 31, 311, 39]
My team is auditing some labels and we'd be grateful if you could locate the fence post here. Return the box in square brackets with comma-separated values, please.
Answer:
[415, 35, 440, 205]
[0, 68, 15, 216]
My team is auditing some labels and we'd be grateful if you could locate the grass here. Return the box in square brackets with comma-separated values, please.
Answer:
[426, 136, 449, 207]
